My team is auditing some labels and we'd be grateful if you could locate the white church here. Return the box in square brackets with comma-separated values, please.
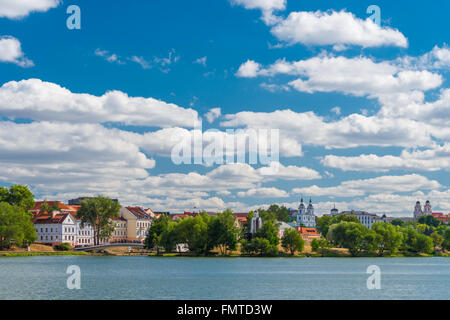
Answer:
[296, 198, 316, 228]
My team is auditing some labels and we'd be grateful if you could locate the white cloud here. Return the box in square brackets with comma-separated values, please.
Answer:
[0, 79, 200, 127]
[237, 187, 289, 198]
[221, 109, 434, 149]
[235, 55, 442, 99]
[95, 48, 123, 64]
[230, 0, 286, 25]
[205, 107, 221, 123]
[271, 10, 408, 48]
[0, 0, 60, 19]
[129, 56, 151, 69]
[322, 144, 450, 172]
[0, 36, 33, 67]
[236, 59, 262, 77]
[331, 106, 341, 115]
[292, 174, 441, 198]
[194, 56, 207, 67]
[258, 161, 321, 180]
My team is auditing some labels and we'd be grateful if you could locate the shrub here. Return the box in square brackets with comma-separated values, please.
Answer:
[55, 243, 72, 251]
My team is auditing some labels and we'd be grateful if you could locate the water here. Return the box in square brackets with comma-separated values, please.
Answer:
[0, 256, 448, 300]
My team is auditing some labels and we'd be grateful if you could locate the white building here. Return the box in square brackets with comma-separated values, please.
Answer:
[33, 212, 78, 246]
[296, 198, 316, 228]
[337, 210, 386, 229]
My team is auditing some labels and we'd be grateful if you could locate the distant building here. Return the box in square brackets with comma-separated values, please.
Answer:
[120, 207, 153, 243]
[278, 221, 294, 238]
[296, 226, 321, 242]
[432, 213, 450, 225]
[339, 210, 386, 229]
[296, 198, 316, 228]
[68, 197, 118, 205]
[33, 211, 78, 247]
[250, 212, 263, 234]
[414, 200, 433, 220]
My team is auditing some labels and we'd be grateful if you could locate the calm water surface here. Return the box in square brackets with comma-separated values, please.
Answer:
[0, 256, 448, 299]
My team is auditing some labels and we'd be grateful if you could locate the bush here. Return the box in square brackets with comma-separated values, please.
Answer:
[55, 243, 73, 251]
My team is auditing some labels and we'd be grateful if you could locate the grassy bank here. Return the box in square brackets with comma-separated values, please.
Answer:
[0, 251, 89, 257]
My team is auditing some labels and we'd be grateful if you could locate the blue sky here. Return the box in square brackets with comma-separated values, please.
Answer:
[0, 0, 449, 216]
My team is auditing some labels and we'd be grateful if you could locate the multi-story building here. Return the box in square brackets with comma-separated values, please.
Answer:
[33, 211, 78, 246]
[120, 206, 153, 243]
[432, 213, 450, 225]
[111, 217, 128, 243]
[338, 210, 386, 229]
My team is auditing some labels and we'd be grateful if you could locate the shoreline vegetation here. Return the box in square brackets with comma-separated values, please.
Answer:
[0, 187, 449, 259]
[1, 243, 448, 258]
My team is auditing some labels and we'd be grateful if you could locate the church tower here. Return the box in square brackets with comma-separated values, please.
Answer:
[423, 200, 432, 215]
[297, 197, 316, 228]
[414, 201, 423, 220]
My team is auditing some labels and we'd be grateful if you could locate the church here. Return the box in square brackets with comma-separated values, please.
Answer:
[414, 200, 432, 220]
[296, 198, 316, 228]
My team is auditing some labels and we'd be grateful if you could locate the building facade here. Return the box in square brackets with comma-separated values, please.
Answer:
[33, 212, 78, 246]
[338, 210, 386, 229]
[414, 200, 433, 220]
[296, 198, 316, 228]
[120, 207, 153, 243]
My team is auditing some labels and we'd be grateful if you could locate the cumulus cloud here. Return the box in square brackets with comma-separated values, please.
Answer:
[292, 174, 441, 198]
[235, 55, 442, 99]
[0, 79, 199, 127]
[236, 59, 262, 77]
[271, 10, 408, 48]
[221, 109, 434, 149]
[230, 0, 286, 25]
[205, 108, 221, 123]
[0, 36, 33, 67]
[0, 0, 60, 19]
[322, 144, 450, 172]
[237, 187, 289, 198]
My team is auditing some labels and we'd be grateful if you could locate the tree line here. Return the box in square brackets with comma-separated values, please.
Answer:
[316, 214, 450, 256]
[144, 208, 306, 256]
[0, 185, 36, 249]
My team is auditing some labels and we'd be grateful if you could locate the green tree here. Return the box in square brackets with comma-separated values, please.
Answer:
[442, 228, 450, 251]
[145, 214, 172, 253]
[430, 231, 443, 252]
[0, 202, 37, 249]
[418, 215, 441, 228]
[176, 214, 212, 255]
[76, 196, 121, 245]
[208, 209, 240, 255]
[311, 237, 333, 256]
[316, 214, 360, 238]
[0, 185, 35, 210]
[372, 222, 403, 256]
[390, 219, 405, 227]
[412, 234, 434, 254]
[255, 219, 280, 247]
[327, 221, 375, 256]
[281, 228, 304, 255]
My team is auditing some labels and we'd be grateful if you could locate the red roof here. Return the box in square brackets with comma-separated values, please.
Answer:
[126, 206, 151, 219]
[32, 212, 72, 224]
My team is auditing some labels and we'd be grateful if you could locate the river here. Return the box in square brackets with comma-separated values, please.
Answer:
[0, 256, 448, 299]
